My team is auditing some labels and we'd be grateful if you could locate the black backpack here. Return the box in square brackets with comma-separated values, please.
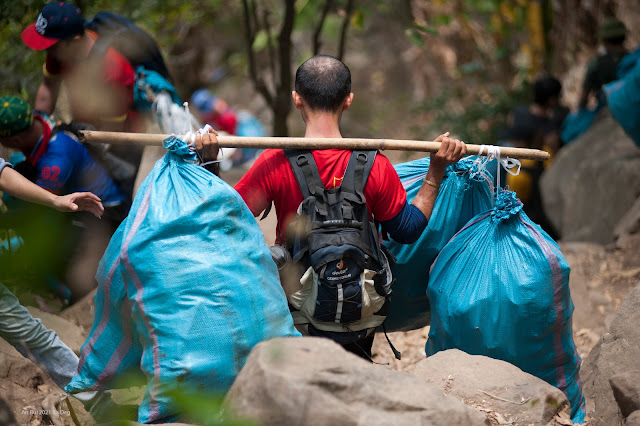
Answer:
[283, 150, 393, 345]
[85, 11, 172, 82]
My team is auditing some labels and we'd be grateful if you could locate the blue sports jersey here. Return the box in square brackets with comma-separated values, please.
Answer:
[32, 131, 127, 205]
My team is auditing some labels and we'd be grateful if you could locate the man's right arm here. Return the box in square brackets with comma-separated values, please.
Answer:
[0, 159, 103, 217]
[367, 133, 467, 244]
[579, 61, 597, 109]
[409, 133, 466, 221]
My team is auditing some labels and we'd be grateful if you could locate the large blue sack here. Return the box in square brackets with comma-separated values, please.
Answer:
[617, 45, 640, 79]
[382, 157, 494, 332]
[67, 135, 299, 423]
[561, 107, 600, 145]
[605, 52, 640, 148]
[426, 190, 586, 422]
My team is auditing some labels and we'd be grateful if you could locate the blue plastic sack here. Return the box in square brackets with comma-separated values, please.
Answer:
[617, 46, 640, 79]
[236, 111, 266, 137]
[605, 55, 640, 148]
[234, 111, 265, 165]
[0, 234, 23, 254]
[133, 66, 182, 111]
[67, 135, 299, 423]
[65, 223, 143, 395]
[382, 157, 494, 332]
[561, 108, 599, 144]
[426, 190, 586, 422]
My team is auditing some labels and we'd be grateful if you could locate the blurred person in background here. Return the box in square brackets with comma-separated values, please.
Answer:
[0, 157, 136, 423]
[22, 1, 176, 196]
[191, 89, 266, 169]
[507, 75, 569, 157]
[579, 16, 629, 108]
[0, 96, 129, 301]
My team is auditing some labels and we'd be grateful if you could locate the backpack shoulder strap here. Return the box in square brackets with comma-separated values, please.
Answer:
[86, 12, 123, 68]
[284, 149, 324, 199]
[86, 12, 173, 82]
[341, 150, 377, 201]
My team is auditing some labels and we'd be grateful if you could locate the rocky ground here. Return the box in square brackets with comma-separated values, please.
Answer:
[2, 161, 639, 425]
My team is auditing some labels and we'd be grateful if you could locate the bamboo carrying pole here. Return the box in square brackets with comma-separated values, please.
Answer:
[78, 130, 550, 161]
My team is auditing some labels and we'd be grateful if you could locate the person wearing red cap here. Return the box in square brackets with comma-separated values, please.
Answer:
[22, 2, 141, 133]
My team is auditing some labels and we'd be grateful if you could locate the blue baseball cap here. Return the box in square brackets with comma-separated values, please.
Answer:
[191, 89, 218, 112]
[22, 2, 85, 51]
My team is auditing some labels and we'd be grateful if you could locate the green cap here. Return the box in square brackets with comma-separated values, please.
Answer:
[598, 17, 628, 41]
[0, 97, 33, 138]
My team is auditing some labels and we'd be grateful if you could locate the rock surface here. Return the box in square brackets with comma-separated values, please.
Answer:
[614, 196, 640, 240]
[582, 281, 640, 425]
[225, 337, 488, 426]
[411, 349, 570, 425]
[541, 110, 640, 244]
[0, 339, 92, 426]
[610, 370, 640, 419]
[59, 288, 97, 333]
[627, 411, 640, 426]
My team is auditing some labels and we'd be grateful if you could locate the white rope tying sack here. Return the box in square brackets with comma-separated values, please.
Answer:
[153, 93, 201, 134]
[184, 123, 225, 167]
[472, 145, 521, 202]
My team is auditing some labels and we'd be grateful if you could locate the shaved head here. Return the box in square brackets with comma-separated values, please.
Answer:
[294, 55, 351, 112]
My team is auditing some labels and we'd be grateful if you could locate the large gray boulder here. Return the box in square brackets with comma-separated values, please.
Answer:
[225, 337, 488, 426]
[610, 371, 640, 420]
[541, 110, 640, 244]
[627, 411, 640, 426]
[411, 349, 570, 425]
[582, 281, 640, 425]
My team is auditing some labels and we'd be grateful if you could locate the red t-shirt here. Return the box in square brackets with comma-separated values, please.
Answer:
[44, 31, 141, 132]
[235, 149, 407, 244]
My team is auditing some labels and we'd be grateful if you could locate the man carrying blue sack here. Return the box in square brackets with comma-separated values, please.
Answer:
[195, 54, 467, 360]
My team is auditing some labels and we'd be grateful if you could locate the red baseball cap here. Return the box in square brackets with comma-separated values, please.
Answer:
[21, 2, 85, 50]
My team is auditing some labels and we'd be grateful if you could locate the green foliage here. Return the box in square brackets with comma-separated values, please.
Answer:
[409, 0, 537, 146]
[416, 81, 530, 147]
[0, 0, 228, 99]
[166, 388, 255, 426]
[0, 0, 47, 99]
[102, 372, 255, 425]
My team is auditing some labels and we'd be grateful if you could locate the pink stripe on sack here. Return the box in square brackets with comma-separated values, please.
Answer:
[402, 173, 427, 190]
[520, 218, 568, 392]
[121, 185, 162, 422]
[76, 256, 120, 374]
[92, 300, 134, 389]
[573, 347, 586, 412]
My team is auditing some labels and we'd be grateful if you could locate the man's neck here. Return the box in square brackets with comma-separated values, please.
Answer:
[18, 119, 43, 158]
[303, 112, 343, 138]
[62, 34, 94, 65]
[27, 119, 44, 151]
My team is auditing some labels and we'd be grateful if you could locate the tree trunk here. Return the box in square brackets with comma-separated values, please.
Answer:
[272, 93, 291, 136]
